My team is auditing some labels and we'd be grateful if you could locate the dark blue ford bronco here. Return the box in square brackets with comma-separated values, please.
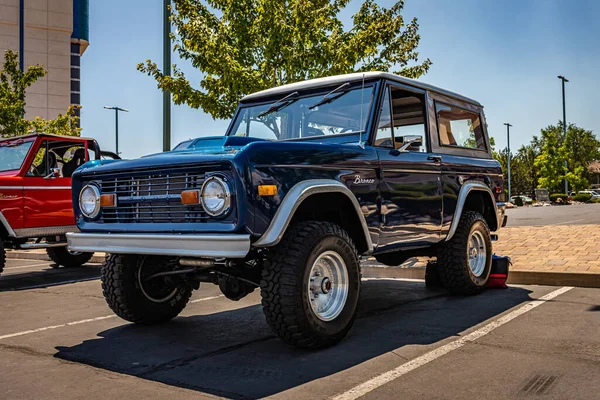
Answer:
[68, 72, 506, 349]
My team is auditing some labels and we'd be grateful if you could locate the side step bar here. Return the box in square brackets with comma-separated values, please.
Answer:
[18, 242, 67, 250]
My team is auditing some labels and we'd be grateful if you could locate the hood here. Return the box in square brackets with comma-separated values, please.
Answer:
[0, 170, 19, 177]
[75, 136, 264, 176]
[168, 136, 266, 154]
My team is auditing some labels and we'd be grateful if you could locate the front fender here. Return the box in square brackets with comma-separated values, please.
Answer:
[253, 179, 374, 253]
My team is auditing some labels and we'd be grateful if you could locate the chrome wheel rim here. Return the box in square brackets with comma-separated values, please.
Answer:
[137, 257, 179, 303]
[307, 251, 349, 321]
[468, 230, 487, 277]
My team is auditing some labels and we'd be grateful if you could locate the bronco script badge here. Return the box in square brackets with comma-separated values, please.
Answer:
[354, 175, 375, 184]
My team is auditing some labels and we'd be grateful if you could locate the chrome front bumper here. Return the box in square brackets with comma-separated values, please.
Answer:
[66, 232, 251, 259]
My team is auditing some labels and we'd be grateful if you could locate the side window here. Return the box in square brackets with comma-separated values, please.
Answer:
[51, 142, 89, 178]
[374, 85, 427, 152]
[436, 103, 486, 150]
[27, 141, 55, 177]
[374, 89, 393, 148]
[390, 87, 426, 152]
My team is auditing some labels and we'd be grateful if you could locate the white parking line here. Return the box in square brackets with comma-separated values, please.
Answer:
[330, 286, 574, 400]
[0, 294, 225, 341]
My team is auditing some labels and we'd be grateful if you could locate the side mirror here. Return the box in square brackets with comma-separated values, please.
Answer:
[44, 168, 60, 179]
[396, 135, 423, 152]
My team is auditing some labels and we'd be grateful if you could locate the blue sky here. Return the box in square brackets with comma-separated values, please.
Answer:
[80, 0, 600, 158]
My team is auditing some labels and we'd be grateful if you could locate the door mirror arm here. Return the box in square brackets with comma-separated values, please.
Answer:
[397, 137, 423, 153]
[44, 168, 60, 180]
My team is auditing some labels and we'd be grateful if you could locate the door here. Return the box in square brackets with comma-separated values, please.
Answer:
[23, 138, 90, 229]
[374, 84, 442, 250]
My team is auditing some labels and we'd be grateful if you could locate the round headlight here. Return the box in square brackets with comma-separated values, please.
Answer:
[200, 176, 231, 217]
[79, 184, 101, 219]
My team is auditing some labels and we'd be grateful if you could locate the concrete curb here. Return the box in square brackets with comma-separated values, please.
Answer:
[360, 266, 600, 288]
[7, 250, 600, 288]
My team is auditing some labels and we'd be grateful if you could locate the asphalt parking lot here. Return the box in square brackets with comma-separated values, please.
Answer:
[2, 258, 600, 400]
[506, 203, 600, 226]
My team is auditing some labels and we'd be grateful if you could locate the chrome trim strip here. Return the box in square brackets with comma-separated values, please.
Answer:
[384, 169, 440, 174]
[67, 232, 251, 258]
[445, 181, 498, 241]
[0, 211, 17, 237]
[253, 179, 374, 253]
[441, 172, 503, 177]
[0, 186, 71, 190]
[14, 225, 78, 238]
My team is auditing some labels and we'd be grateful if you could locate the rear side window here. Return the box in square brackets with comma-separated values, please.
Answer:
[436, 103, 486, 150]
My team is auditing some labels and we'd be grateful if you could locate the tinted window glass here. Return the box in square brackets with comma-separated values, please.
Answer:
[374, 89, 393, 148]
[390, 87, 426, 152]
[436, 103, 486, 150]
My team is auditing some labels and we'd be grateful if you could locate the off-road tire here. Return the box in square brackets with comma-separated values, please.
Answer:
[46, 247, 93, 267]
[101, 254, 193, 324]
[0, 238, 5, 276]
[260, 221, 361, 349]
[438, 211, 492, 295]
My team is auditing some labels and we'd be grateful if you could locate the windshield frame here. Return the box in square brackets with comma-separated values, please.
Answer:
[227, 80, 379, 143]
[0, 138, 36, 173]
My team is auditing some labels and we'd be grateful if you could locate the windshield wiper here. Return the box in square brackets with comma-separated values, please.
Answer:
[308, 82, 351, 110]
[257, 91, 299, 118]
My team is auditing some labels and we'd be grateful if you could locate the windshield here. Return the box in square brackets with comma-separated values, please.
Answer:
[0, 140, 34, 172]
[229, 86, 374, 141]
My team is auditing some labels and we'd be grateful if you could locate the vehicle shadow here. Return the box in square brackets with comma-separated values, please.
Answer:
[55, 280, 532, 399]
[0, 264, 101, 292]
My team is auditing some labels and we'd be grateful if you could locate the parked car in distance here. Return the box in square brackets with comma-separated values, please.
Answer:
[67, 72, 506, 349]
[0, 133, 118, 275]
[570, 190, 600, 200]
[509, 195, 533, 204]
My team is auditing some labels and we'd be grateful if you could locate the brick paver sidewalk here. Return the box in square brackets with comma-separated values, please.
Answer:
[493, 225, 600, 273]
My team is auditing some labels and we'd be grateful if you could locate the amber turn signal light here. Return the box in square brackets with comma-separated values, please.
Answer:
[258, 185, 278, 196]
[99, 194, 116, 207]
[181, 190, 201, 205]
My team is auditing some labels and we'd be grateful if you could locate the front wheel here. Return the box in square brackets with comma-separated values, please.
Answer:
[260, 221, 361, 349]
[101, 254, 193, 324]
[46, 247, 93, 267]
[438, 211, 492, 295]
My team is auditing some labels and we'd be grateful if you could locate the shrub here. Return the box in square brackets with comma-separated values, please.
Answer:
[550, 193, 569, 203]
[572, 193, 592, 203]
[592, 198, 600, 204]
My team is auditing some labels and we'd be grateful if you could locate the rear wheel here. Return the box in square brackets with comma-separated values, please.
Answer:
[101, 254, 193, 324]
[0, 238, 5, 276]
[260, 221, 361, 349]
[46, 247, 93, 267]
[438, 211, 492, 295]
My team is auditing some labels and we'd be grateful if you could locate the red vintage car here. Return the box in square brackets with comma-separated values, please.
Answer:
[0, 133, 118, 275]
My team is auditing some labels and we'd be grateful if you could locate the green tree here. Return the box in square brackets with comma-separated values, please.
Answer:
[561, 122, 600, 181]
[535, 124, 565, 192]
[139, 0, 432, 119]
[0, 49, 46, 137]
[565, 166, 588, 193]
[0, 49, 80, 138]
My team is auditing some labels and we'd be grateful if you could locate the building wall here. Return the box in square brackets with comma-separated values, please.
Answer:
[0, 0, 78, 121]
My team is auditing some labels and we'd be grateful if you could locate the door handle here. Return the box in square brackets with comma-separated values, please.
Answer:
[428, 155, 442, 163]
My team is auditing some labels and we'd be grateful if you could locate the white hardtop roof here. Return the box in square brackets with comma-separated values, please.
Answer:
[241, 71, 482, 106]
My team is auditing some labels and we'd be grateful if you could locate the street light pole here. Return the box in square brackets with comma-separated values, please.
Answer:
[104, 106, 129, 155]
[504, 123, 512, 199]
[558, 75, 569, 194]
[163, 0, 171, 152]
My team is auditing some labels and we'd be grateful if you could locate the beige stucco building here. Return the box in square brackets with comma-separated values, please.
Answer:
[0, 0, 88, 121]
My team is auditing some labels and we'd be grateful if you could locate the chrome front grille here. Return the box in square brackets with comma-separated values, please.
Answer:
[96, 166, 227, 224]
